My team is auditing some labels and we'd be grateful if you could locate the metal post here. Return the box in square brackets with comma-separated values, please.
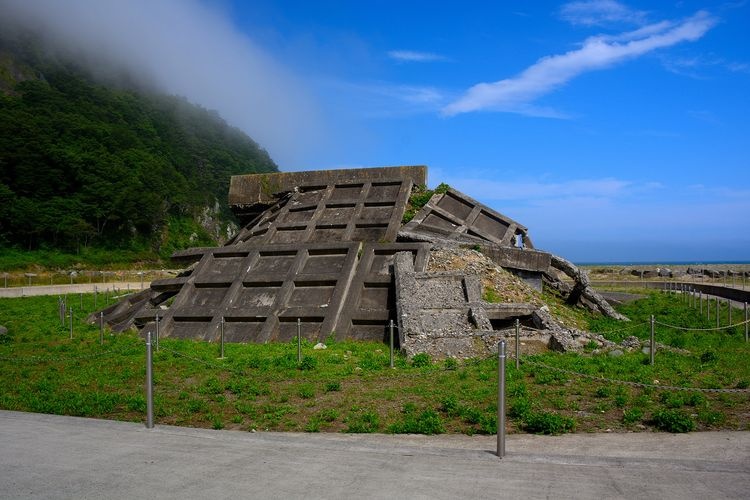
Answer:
[99, 312, 104, 345]
[80, 292, 83, 309]
[69, 307, 73, 340]
[497, 340, 506, 459]
[700, 291, 703, 315]
[650, 315, 655, 366]
[728, 299, 732, 325]
[515, 318, 520, 370]
[745, 302, 748, 342]
[389, 319, 394, 369]
[708, 295, 711, 320]
[155, 315, 160, 352]
[219, 317, 225, 359]
[716, 297, 720, 328]
[297, 318, 302, 364]
[94, 286, 97, 309]
[145, 331, 154, 429]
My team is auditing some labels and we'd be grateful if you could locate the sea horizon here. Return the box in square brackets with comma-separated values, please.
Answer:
[575, 260, 750, 267]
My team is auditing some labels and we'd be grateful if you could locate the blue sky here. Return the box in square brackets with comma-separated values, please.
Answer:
[5, 0, 749, 262]
[231, 0, 750, 263]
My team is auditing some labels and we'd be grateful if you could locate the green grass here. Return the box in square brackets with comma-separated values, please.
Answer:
[402, 183, 450, 223]
[0, 291, 748, 434]
[0, 247, 163, 272]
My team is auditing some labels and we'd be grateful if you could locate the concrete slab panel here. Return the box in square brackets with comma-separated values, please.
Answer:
[400, 187, 532, 248]
[232, 177, 412, 245]
[229, 165, 426, 214]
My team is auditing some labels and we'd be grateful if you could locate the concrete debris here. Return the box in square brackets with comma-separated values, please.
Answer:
[621, 336, 641, 350]
[547, 254, 628, 321]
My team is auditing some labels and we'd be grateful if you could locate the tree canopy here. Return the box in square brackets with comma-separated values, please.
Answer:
[0, 38, 277, 255]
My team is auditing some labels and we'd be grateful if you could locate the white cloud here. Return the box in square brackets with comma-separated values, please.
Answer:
[319, 79, 446, 118]
[442, 11, 716, 116]
[387, 50, 446, 62]
[560, 0, 648, 26]
[727, 61, 750, 73]
[0, 0, 322, 167]
[452, 177, 634, 202]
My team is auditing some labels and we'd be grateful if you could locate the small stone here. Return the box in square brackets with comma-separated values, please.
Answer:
[313, 343, 327, 350]
[641, 346, 652, 355]
[0, 325, 7, 336]
[608, 349, 624, 357]
[621, 336, 640, 349]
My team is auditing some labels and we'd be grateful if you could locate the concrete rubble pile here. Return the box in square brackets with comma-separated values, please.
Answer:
[91, 166, 630, 358]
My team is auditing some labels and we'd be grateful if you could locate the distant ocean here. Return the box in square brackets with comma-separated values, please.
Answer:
[575, 261, 750, 266]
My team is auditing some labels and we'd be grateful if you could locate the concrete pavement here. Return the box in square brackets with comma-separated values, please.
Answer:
[1, 410, 748, 499]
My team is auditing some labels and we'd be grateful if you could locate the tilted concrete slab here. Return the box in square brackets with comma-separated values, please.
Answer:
[139, 242, 361, 343]
[110, 241, 431, 344]
[334, 242, 430, 343]
[400, 187, 533, 248]
[229, 166, 426, 223]
[229, 177, 413, 245]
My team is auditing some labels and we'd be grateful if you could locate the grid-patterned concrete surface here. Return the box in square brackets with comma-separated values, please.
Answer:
[138, 243, 360, 342]
[400, 188, 534, 248]
[129, 241, 431, 343]
[229, 178, 413, 246]
[334, 242, 430, 342]
[229, 166, 427, 223]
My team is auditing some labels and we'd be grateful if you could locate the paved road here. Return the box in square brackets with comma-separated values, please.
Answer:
[0, 282, 148, 298]
[1, 411, 748, 499]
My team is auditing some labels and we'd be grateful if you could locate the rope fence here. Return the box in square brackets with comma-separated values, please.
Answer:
[521, 358, 750, 394]
[0, 342, 141, 363]
[2, 291, 749, 437]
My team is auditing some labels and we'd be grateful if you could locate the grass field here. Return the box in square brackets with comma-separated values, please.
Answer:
[0, 291, 747, 434]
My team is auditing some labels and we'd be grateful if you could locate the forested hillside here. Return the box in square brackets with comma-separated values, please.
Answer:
[0, 36, 277, 263]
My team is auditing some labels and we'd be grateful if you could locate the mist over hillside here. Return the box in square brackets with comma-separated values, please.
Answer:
[0, 33, 278, 258]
